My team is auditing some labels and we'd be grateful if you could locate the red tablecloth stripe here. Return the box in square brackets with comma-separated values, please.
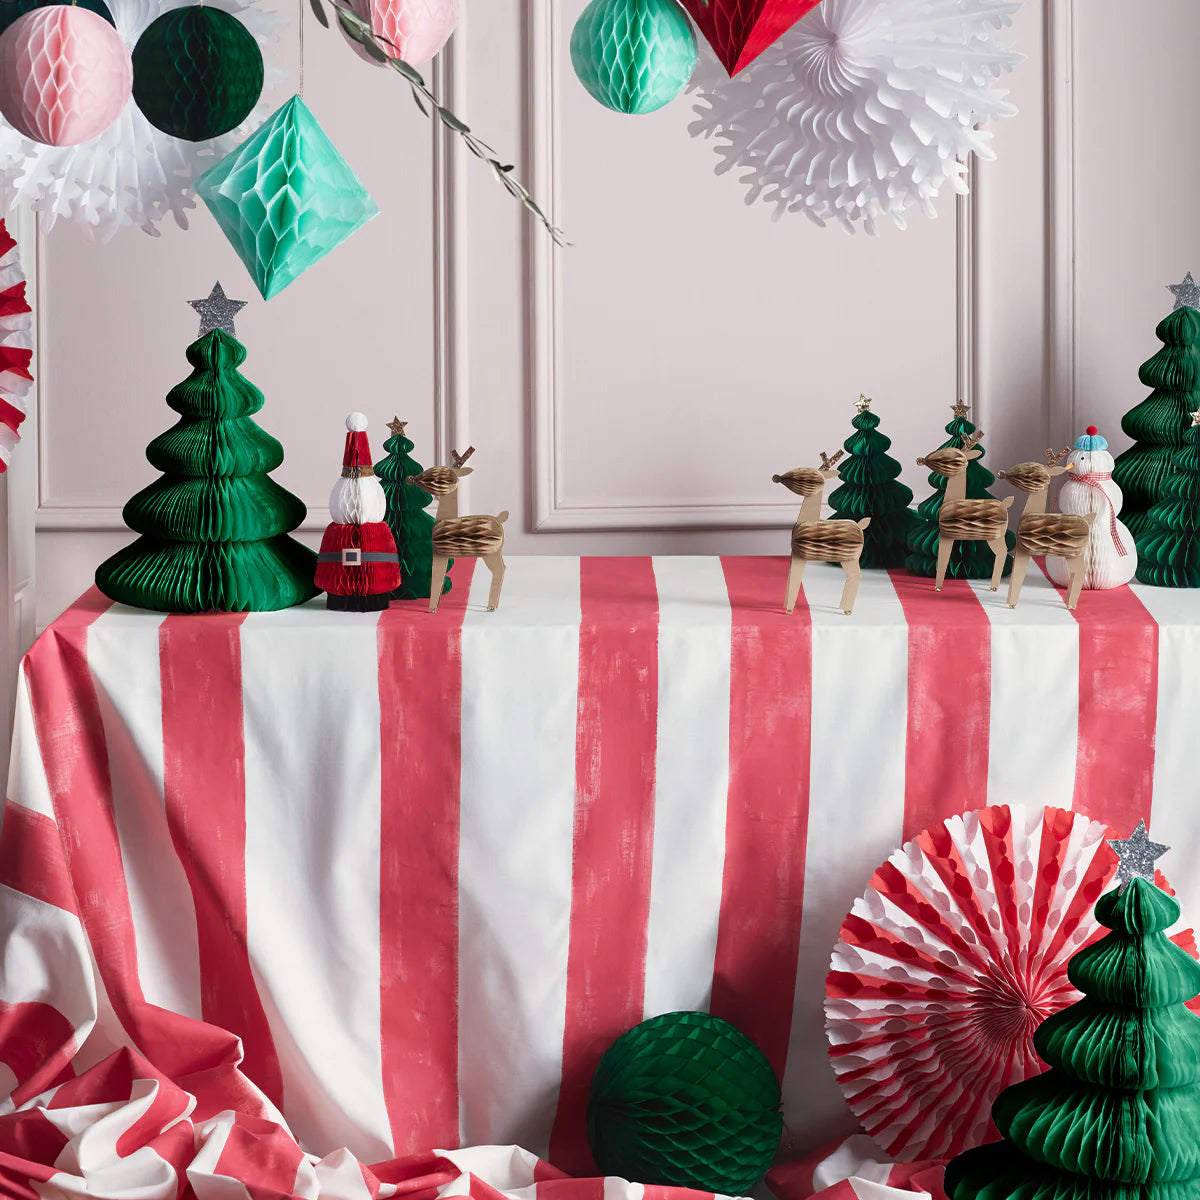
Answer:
[0, 802, 75, 914]
[23, 591, 261, 1117]
[712, 556, 812, 1080]
[159, 613, 284, 1111]
[1066, 583, 1159, 831]
[377, 560, 475, 1154]
[888, 572, 991, 841]
[549, 557, 660, 1173]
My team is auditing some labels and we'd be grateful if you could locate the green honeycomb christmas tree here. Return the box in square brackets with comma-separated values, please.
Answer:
[945, 823, 1200, 1200]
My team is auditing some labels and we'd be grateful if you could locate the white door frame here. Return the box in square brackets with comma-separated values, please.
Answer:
[1, 206, 38, 786]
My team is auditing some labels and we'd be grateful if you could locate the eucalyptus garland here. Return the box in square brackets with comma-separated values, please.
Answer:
[309, 0, 566, 245]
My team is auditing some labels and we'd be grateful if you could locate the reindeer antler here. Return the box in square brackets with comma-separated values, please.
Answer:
[1046, 446, 1071, 466]
[451, 446, 477, 469]
[819, 449, 846, 471]
[960, 430, 984, 452]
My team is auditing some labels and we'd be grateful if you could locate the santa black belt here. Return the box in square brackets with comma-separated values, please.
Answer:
[317, 551, 400, 564]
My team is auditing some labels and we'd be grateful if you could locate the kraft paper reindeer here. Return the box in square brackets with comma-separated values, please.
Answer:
[408, 447, 508, 613]
[917, 430, 1013, 592]
[773, 449, 870, 616]
[999, 448, 1097, 611]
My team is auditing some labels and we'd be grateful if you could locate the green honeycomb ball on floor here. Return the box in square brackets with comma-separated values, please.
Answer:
[587, 1011, 782, 1194]
[133, 5, 263, 142]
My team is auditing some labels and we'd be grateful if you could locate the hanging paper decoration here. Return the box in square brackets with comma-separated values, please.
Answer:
[132, 6, 263, 142]
[676, 0, 822, 76]
[195, 95, 378, 301]
[0, 220, 32, 473]
[0, 0, 283, 242]
[339, 0, 459, 67]
[690, 0, 1021, 234]
[825, 804, 1199, 1162]
[571, 0, 697, 115]
[0, 6, 132, 146]
[587, 1011, 782, 1194]
[0, 0, 114, 38]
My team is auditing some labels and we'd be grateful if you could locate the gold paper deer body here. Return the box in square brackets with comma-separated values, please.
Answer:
[773, 450, 870, 616]
[408, 448, 509, 613]
[917, 431, 1013, 592]
[1000, 448, 1096, 610]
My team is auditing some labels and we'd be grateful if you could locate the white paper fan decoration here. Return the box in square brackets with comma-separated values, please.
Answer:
[825, 804, 1198, 1161]
[689, 0, 1023, 234]
[0, 0, 285, 242]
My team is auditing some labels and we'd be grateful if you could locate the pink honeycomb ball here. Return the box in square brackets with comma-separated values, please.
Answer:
[341, 0, 459, 67]
[0, 6, 132, 146]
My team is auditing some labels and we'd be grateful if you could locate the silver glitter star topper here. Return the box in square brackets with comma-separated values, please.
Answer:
[1107, 820, 1169, 891]
[189, 281, 248, 338]
[1168, 272, 1200, 312]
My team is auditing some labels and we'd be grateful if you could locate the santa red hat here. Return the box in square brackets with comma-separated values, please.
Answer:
[342, 411, 374, 475]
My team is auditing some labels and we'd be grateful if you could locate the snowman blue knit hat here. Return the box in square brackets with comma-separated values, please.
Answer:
[1074, 425, 1108, 451]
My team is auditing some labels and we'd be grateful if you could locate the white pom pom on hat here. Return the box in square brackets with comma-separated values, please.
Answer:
[346, 412, 368, 432]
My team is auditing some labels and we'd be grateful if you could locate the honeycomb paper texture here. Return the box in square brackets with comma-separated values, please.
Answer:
[690, 0, 1021, 233]
[340, 0, 459, 67]
[132, 6, 264, 142]
[1114, 308, 1200, 541]
[1136, 418, 1200, 588]
[0, 6, 131, 146]
[196, 94, 379, 300]
[570, 0, 697, 115]
[945, 879, 1200, 1200]
[0, 219, 32, 471]
[96, 328, 318, 612]
[0, 0, 113, 38]
[825, 804, 1200, 1163]
[0, 0, 284, 241]
[676, 0, 822, 75]
[587, 1011, 781, 1193]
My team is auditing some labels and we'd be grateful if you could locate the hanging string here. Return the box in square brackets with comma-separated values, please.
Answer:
[298, 0, 305, 97]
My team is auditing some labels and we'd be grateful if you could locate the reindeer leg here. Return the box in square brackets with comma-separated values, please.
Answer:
[1065, 555, 1086, 611]
[839, 558, 862, 616]
[935, 536, 954, 591]
[988, 537, 1009, 591]
[429, 555, 449, 614]
[1007, 548, 1031, 609]
[485, 553, 506, 612]
[784, 552, 806, 614]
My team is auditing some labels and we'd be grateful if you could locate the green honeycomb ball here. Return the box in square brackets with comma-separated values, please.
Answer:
[132, 6, 263, 142]
[570, 0, 697, 115]
[587, 1011, 782, 1193]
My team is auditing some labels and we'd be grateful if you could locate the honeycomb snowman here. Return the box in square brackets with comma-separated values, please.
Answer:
[1046, 426, 1137, 590]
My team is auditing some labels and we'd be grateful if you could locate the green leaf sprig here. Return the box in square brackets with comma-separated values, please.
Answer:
[308, 0, 567, 246]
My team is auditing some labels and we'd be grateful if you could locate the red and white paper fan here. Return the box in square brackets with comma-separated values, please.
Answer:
[0, 218, 32, 471]
[825, 804, 1197, 1162]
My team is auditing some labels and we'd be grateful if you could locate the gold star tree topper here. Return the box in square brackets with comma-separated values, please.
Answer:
[856, 393, 873, 413]
[951, 399, 971, 419]
[386, 417, 408, 438]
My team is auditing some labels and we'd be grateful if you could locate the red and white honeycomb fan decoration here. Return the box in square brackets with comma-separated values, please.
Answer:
[0, 6, 132, 146]
[0, 219, 32, 471]
[824, 804, 1198, 1162]
[340, 0, 459, 66]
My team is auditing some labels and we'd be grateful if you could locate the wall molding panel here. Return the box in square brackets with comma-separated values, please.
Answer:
[527, 0, 980, 533]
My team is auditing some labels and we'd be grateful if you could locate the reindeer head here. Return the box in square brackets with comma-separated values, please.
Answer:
[917, 431, 983, 478]
[772, 450, 843, 497]
[407, 446, 476, 495]
[998, 448, 1073, 494]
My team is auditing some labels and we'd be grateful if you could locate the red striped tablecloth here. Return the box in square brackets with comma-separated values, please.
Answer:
[2, 555, 1195, 1196]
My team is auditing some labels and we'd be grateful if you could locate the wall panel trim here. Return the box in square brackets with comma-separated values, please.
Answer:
[527, 0, 980, 533]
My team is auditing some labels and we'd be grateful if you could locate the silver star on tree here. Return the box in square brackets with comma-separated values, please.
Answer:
[1168, 272, 1200, 312]
[189, 281, 248, 338]
[1107, 820, 1169, 891]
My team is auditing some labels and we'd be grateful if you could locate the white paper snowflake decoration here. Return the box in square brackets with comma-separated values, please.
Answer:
[0, 0, 284, 242]
[689, 0, 1023, 234]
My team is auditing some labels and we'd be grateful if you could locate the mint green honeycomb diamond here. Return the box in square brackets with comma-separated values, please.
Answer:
[196, 95, 379, 301]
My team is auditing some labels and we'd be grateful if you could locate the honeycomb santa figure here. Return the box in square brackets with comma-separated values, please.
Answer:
[1046, 425, 1138, 591]
[315, 413, 401, 611]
